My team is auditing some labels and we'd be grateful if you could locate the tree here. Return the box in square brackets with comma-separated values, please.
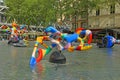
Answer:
[5, 0, 57, 26]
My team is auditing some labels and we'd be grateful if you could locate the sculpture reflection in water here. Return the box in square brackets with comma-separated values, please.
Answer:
[30, 62, 45, 80]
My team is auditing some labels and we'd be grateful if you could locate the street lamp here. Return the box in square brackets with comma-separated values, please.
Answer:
[74, 10, 77, 31]
[73, 2, 77, 31]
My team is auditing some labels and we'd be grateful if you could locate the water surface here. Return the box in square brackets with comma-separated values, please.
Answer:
[0, 41, 120, 80]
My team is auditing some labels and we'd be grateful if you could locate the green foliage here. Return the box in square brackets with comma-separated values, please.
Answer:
[5, 0, 57, 26]
[4, 0, 120, 26]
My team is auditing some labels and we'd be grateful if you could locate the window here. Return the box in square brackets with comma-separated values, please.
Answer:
[110, 4, 115, 14]
[81, 22, 88, 28]
[96, 9, 100, 16]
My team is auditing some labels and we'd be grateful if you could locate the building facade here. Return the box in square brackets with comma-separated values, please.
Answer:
[88, 3, 120, 29]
